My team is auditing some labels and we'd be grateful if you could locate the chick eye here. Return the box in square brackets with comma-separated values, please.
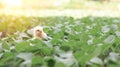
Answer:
[36, 30, 42, 33]
[36, 30, 40, 31]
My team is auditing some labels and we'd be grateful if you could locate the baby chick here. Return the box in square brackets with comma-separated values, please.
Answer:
[33, 26, 48, 41]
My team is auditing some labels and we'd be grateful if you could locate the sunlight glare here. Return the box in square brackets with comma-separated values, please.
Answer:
[3, 0, 22, 7]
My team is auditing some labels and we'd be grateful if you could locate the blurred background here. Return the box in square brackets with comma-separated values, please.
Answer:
[0, 0, 120, 35]
[0, 0, 120, 17]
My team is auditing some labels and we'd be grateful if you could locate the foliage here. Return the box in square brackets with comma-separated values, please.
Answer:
[0, 15, 120, 67]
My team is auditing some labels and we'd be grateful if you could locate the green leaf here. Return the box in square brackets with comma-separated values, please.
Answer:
[46, 57, 55, 67]
[40, 47, 54, 56]
[15, 41, 30, 52]
[0, 52, 16, 65]
[54, 62, 66, 67]
[32, 56, 44, 65]
[2, 42, 10, 50]
[15, 39, 46, 52]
